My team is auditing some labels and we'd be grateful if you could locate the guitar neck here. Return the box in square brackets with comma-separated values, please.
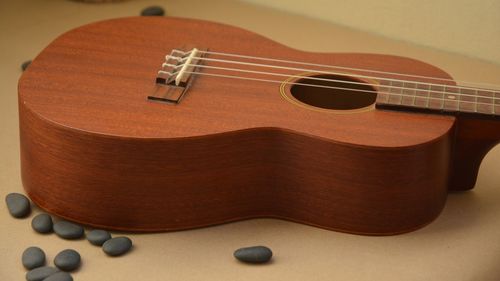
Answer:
[375, 80, 500, 118]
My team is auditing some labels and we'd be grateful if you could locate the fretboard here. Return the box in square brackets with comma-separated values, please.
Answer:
[376, 80, 500, 117]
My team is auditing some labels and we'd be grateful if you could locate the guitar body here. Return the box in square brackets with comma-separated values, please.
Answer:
[18, 17, 498, 235]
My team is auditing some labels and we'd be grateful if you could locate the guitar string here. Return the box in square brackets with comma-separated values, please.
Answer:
[161, 54, 500, 104]
[168, 53, 500, 97]
[173, 49, 500, 91]
[158, 69, 498, 110]
[162, 62, 500, 102]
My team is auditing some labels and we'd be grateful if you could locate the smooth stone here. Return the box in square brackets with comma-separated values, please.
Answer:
[53, 221, 84, 239]
[32, 214, 53, 233]
[21, 60, 32, 71]
[140, 6, 165, 16]
[102, 237, 132, 256]
[86, 229, 111, 246]
[234, 246, 273, 264]
[43, 272, 73, 281]
[5, 193, 31, 218]
[26, 266, 59, 281]
[22, 246, 46, 270]
[54, 249, 81, 271]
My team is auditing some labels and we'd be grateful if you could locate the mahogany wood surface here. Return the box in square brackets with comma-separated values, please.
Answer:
[449, 116, 500, 191]
[18, 17, 499, 235]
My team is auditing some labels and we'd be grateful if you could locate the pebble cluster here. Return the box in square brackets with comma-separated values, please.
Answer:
[6, 190, 274, 276]
[5, 192, 133, 280]
[24, 247, 79, 281]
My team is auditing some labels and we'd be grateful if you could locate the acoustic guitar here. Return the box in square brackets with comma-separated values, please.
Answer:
[18, 17, 499, 235]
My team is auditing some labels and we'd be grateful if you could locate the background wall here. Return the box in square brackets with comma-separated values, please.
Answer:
[242, 0, 500, 65]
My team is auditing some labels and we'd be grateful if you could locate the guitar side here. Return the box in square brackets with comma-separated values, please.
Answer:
[19, 99, 452, 235]
[449, 116, 500, 191]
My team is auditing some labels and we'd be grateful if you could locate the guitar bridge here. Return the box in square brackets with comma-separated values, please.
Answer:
[148, 47, 206, 104]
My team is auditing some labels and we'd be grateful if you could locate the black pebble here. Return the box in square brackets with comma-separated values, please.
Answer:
[53, 221, 84, 239]
[21, 60, 32, 71]
[26, 266, 59, 281]
[87, 229, 111, 246]
[5, 192, 31, 218]
[234, 246, 273, 264]
[141, 6, 165, 16]
[54, 249, 81, 271]
[31, 213, 53, 233]
[22, 246, 46, 270]
[102, 237, 133, 256]
[43, 271, 73, 281]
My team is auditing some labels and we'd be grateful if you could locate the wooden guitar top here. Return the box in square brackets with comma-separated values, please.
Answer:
[19, 17, 455, 147]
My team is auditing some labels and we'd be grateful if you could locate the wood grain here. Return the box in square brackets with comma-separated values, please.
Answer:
[17, 17, 499, 235]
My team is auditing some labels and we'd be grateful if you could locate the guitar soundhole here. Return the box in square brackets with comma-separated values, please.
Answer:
[290, 74, 377, 110]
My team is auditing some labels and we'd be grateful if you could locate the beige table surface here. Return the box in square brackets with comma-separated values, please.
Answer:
[1, 0, 500, 280]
